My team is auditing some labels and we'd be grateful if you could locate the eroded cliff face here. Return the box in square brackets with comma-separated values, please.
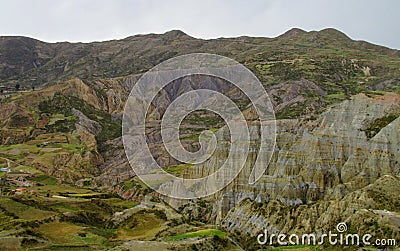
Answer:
[84, 78, 399, 231]
[250, 93, 400, 206]
[0, 78, 128, 184]
[2, 75, 399, 249]
[167, 93, 400, 229]
[222, 175, 400, 249]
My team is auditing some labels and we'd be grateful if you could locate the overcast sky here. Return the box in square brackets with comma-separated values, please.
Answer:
[1, 0, 399, 49]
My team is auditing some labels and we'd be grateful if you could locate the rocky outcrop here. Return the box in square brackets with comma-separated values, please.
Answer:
[368, 78, 400, 91]
[59, 78, 129, 114]
[99, 75, 399, 232]
[72, 108, 102, 135]
[90, 137, 155, 200]
[268, 78, 327, 115]
[0, 102, 34, 144]
[222, 175, 400, 247]
[163, 93, 400, 225]
[31, 150, 102, 184]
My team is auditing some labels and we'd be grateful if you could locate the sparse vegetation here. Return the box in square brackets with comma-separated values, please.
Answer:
[39, 93, 121, 142]
[164, 163, 194, 177]
[362, 113, 399, 139]
[167, 229, 225, 241]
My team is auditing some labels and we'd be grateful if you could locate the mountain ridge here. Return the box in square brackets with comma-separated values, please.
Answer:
[1, 28, 399, 89]
[0, 27, 387, 46]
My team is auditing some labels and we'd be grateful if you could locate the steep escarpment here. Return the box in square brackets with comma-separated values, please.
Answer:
[16, 77, 130, 115]
[170, 93, 400, 223]
[3, 72, 398, 210]
[62, 77, 399, 217]
[154, 93, 399, 250]
[0, 78, 127, 184]
[222, 175, 400, 249]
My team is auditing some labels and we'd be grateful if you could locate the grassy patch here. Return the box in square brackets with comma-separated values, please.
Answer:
[39, 93, 121, 142]
[364, 90, 386, 98]
[121, 178, 150, 194]
[100, 198, 139, 210]
[59, 143, 87, 154]
[0, 210, 16, 227]
[29, 176, 97, 198]
[36, 222, 106, 246]
[46, 202, 83, 213]
[167, 229, 225, 242]
[14, 165, 43, 174]
[0, 237, 21, 250]
[115, 211, 166, 241]
[85, 227, 116, 239]
[0, 144, 41, 155]
[164, 163, 194, 177]
[31, 184, 92, 195]
[32, 175, 58, 185]
[327, 93, 346, 100]
[0, 198, 56, 221]
[276, 103, 307, 119]
[362, 113, 399, 139]
[122, 179, 135, 190]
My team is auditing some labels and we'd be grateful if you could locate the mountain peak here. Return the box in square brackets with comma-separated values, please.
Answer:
[163, 30, 190, 38]
[278, 28, 307, 38]
[318, 28, 350, 39]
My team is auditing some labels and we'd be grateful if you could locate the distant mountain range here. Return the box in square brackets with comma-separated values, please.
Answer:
[1, 28, 399, 89]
